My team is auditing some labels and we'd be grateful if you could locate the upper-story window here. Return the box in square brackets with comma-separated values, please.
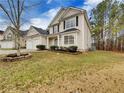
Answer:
[7, 33, 12, 40]
[65, 18, 76, 29]
[64, 16, 78, 30]
[53, 25, 59, 33]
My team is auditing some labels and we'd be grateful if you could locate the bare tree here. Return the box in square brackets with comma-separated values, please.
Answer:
[0, 0, 42, 56]
[0, 0, 25, 56]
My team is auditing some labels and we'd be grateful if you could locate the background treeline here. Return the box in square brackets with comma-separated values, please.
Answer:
[90, 0, 124, 52]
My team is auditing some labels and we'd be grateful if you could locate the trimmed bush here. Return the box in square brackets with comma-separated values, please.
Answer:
[59, 46, 68, 51]
[68, 46, 78, 52]
[7, 53, 29, 57]
[50, 45, 59, 51]
[36, 45, 46, 50]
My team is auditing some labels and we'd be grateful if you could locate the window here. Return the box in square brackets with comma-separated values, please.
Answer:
[53, 25, 59, 33]
[64, 35, 74, 45]
[65, 17, 76, 29]
[7, 33, 12, 40]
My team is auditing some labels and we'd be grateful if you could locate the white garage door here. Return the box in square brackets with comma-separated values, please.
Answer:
[27, 39, 41, 49]
[1, 41, 15, 48]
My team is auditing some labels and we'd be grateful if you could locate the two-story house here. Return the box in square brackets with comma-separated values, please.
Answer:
[26, 7, 92, 51]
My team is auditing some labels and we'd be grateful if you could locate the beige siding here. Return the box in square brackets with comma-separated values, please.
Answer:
[62, 9, 81, 19]
[27, 27, 39, 36]
[83, 15, 92, 50]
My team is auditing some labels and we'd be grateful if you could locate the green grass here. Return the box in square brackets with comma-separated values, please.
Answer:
[0, 51, 124, 92]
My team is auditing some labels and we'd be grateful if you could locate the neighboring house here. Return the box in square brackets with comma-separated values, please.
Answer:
[0, 26, 27, 49]
[26, 26, 48, 49]
[26, 7, 92, 51]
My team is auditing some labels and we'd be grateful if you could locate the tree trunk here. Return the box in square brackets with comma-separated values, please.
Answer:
[121, 39, 123, 52]
[16, 27, 21, 56]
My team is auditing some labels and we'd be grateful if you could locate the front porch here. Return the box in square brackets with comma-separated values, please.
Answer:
[46, 31, 78, 49]
[47, 35, 60, 49]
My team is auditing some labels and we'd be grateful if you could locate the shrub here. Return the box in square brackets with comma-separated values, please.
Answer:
[50, 45, 59, 51]
[36, 45, 46, 50]
[68, 46, 78, 52]
[60, 46, 68, 51]
[6, 53, 29, 57]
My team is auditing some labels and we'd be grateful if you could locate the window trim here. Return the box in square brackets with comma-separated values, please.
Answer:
[7, 33, 12, 40]
[64, 35, 75, 45]
[64, 16, 78, 30]
[53, 24, 59, 33]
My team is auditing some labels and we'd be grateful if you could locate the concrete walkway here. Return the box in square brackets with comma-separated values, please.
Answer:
[0, 49, 36, 55]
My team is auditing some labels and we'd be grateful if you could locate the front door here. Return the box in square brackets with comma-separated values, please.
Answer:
[54, 38, 58, 46]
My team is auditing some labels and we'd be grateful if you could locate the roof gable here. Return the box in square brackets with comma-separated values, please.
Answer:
[61, 7, 83, 20]
[27, 26, 40, 36]
[27, 26, 48, 36]
[48, 8, 66, 26]
[48, 7, 85, 27]
[4, 26, 27, 37]
[3, 26, 14, 36]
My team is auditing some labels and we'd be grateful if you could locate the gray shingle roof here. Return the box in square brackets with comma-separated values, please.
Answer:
[32, 26, 48, 35]
[61, 28, 79, 33]
[20, 31, 27, 36]
[0, 30, 4, 35]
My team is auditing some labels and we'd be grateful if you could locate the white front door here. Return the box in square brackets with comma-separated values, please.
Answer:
[54, 39, 58, 46]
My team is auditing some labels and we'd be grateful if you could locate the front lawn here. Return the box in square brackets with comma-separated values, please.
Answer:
[0, 51, 124, 93]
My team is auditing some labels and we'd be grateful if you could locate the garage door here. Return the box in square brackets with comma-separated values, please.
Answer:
[1, 41, 15, 48]
[27, 39, 41, 49]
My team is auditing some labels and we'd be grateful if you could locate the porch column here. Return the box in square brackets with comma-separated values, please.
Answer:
[47, 37, 49, 49]
[57, 35, 60, 47]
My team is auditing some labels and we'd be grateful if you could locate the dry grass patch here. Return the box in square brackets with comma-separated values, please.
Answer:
[0, 51, 124, 93]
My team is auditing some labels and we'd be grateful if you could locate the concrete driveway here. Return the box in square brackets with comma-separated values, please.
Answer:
[0, 49, 36, 55]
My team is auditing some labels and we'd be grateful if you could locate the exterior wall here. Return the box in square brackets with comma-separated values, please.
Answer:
[83, 15, 92, 50]
[76, 14, 84, 51]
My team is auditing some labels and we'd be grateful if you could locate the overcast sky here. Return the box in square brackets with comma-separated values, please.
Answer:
[0, 0, 104, 31]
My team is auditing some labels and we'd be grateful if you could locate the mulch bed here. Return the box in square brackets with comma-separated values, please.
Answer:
[0, 53, 32, 62]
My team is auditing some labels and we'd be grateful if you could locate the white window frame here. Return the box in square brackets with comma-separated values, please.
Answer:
[7, 33, 12, 40]
[65, 17, 76, 29]
[64, 35, 75, 45]
[53, 25, 58, 33]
